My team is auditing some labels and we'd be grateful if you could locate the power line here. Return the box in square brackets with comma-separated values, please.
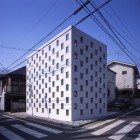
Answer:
[1, 0, 58, 65]
[90, 0, 140, 68]
[76, 0, 140, 68]
[3, 0, 90, 73]
[0, 45, 38, 51]
[3, 0, 110, 74]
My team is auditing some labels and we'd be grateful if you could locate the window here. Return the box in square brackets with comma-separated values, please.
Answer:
[52, 103, 55, 108]
[52, 70, 55, 76]
[66, 46, 69, 53]
[61, 43, 64, 50]
[61, 55, 64, 61]
[66, 59, 69, 66]
[49, 108, 51, 114]
[80, 49, 83, 55]
[99, 98, 102, 103]
[74, 103, 77, 109]
[91, 53, 93, 59]
[95, 103, 97, 109]
[95, 50, 98, 55]
[55, 63, 59, 69]
[99, 57, 102, 62]
[61, 79, 64, 85]
[74, 78, 77, 84]
[86, 57, 88, 63]
[66, 110, 69, 116]
[91, 42, 93, 48]
[56, 109, 59, 114]
[80, 61, 83, 67]
[45, 53, 47, 58]
[56, 97, 59, 103]
[66, 33, 69, 41]
[56, 86, 59, 92]
[86, 103, 88, 109]
[99, 46, 102, 52]
[52, 81, 55, 87]
[66, 97, 69, 103]
[122, 71, 127, 75]
[80, 73, 83, 79]
[61, 103, 64, 109]
[91, 109, 93, 114]
[80, 97, 83, 103]
[61, 91, 64, 97]
[86, 92, 88, 97]
[45, 63, 47, 68]
[52, 48, 55, 54]
[74, 91, 77, 97]
[91, 64, 93, 70]
[86, 69, 88, 74]
[45, 73, 47, 78]
[86, 45, 88, 51]
[80, 109, 83, 115]
[74, 40, 78, 47]
[80, 85, 83, 91]
[61, 67, 64, 73]
[66, 72, 69, 78]
[49, 45, 51, 51]
[49, 56, 51, 61]
[56, 74, 59, 80]
[56, 51, 59, 58]
[52, 59, 55, 65]
[74, 65, 77, 72]
[80, 36, 83, 43]
[95, 60, 98, 66]
[74, 53, 78, 59]
[52, 92, 55, 98]
[91, 86, 93, 92]
[95, 82, 98, 87]
[36, 53, 38, 58]
[56, 40, 59, 46]
[91, 98, 93, 103]
[66, 84, 69, 91]
[95, 92, 97, 98]
[86, 80, 88, 86]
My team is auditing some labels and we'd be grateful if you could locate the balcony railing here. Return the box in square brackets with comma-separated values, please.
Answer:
[5, 85, 26, 93]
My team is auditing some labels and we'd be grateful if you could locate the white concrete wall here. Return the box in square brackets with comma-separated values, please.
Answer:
[71, 27, 107, 120]
[26, 26, 107, 121]
[26, 26, 72, 121]
[107, 69, 116, 103]
[108, 64, 135, 89]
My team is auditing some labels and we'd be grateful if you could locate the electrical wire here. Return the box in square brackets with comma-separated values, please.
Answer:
[3, 0, 111, 74]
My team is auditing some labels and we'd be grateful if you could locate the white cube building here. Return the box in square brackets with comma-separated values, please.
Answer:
[26, 26, 107, 121]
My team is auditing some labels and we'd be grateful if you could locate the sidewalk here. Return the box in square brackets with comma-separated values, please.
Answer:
[4, 111, 118, 129]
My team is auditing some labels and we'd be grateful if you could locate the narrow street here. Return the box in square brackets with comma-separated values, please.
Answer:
[0, 108, 140, 140]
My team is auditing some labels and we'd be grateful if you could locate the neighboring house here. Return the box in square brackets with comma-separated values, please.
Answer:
[108, 61, 139, 99]
[107, 68, 116, 103]
[0, 66, 26, 112]
[26, 26, 107, 121]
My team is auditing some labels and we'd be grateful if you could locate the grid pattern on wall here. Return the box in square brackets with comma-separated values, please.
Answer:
[26, 26, 107, 121]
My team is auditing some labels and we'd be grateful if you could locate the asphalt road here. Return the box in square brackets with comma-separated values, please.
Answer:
[0, 108, 140, 140]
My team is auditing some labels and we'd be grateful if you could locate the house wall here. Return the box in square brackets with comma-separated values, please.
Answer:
[107, 70, 116, 103]
[108, 64, 135, 89]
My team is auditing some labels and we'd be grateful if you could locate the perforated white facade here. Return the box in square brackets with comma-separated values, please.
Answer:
[26, 26, 107, 121]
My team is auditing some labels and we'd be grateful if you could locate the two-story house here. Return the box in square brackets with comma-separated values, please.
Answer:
[0, 66, 26, 112]
[108, 61, 139, 99]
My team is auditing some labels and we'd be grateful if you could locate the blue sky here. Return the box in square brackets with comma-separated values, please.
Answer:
[0, 0, 140, 72]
